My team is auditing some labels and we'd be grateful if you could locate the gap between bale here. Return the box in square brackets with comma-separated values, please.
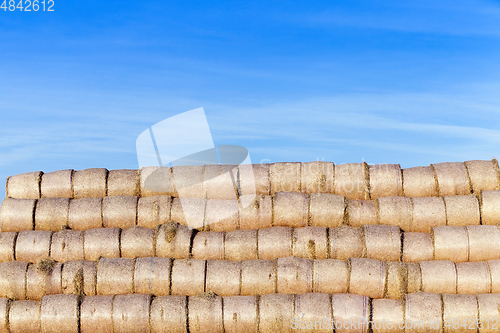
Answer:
[37, 258, 56, 275]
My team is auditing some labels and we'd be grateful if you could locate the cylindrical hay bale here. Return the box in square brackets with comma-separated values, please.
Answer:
[331, 293, 370, 333]
[40, 169, 73, 198]
[257, 227, 292, 260]
[369, 164, 403, 198]
[120, 226, 155, 258]
[203, 164, 238, 200]
[0, 198, 35, 231]
[9, 300, 41, 333]
[150, 296, 187, 333]
[465, 159, 499, 193]
[385, 262, 407, 300]
[241, 260, 276, 296]
[277, 256, 313, 294]
[50, 229, 84, 262]
[405, 292, 442, 333]
[62, 260, 97, 296]
[239, 163, 270, 197]
[481, 190, 500, 225]
[403, 166, 437, 197]
[35, 197, 70, 231]
[378, 196, 412, 231]
[371, 299, 404, 333]
[309, 193, 345, 228]
[363, 225, 401, 262]
[444, 195, 480, 226]
[6, 171, 42, 199]
[313, 259, 348, 293]
[112, 294, 151, 333]
[15, 230, 52, 263]
[467, 225, 500, 261]
[107, 169, 139, 196]
[259, 294, 294, 333]
[432, 161, 471, 196]
[477, 294, 500, 333]
[442, 294, 478, 333]
[405, 262, 422, 293]
[346, 199, 377, 228]
[192, 231, 224, 260]
[301, 161, 334, 194]
[456, 261, 491, 294]
[294, 293, 332, 333]
[334, 162, 369, 200]
[224, 229, 258, 261]
[239, 195, 272, 230]
[420, 260, 456, 294]
[329, 226, 364, 260]
[205, 199, 239, 232]
[0, 261, 28, 300]
[292, 226, 328, 259]
[137, 196, 171, 229]
[83, 228, 120, 261]
[411, 197, 446, 232]
[68, 198, 103, 230]
[171, 259, 206, 295]
[134, 257, 172, 296]
[0, 298, 8, 333]
[171, 197, 205, 230]
[102, 196, 138, 229]
[172, 165, 204, 198]
[269, 162, 301, 194]
[188, 294, 223, 333]
[223, 296, 258, 333]
[0, 232, 16, 261]
[40, 294, 79, 333]
[433, 226, 469, 262]
[139, 166, 175, 197]
[80, 295, 114, 333]
[96, 258, 134, 295]
[206, 260, 240, 296]
[349, 258, 387, 299]
[73, 168, 107, 198]
[155, 222, 192, 259]
[273, 192, 308, 228]
[402, 232, 433, 262]
[26, 260, 62, 300]
[488, 260, 500, 293]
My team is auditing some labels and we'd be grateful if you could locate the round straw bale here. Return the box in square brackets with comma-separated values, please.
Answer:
[369, 163, 403, 199]
[488, 259, 500, 293]
[331, 293, 370, 332]
[40, 294, 79, 333]
[334, 162, 369, 200]
[0, 261, 28, 300]
[405, 262, 422, 293]
[477, 294, 500, 333]
[238, 163, 270, 196]
[239, 195, 272, 230]
[73, 168, 107, 198]
[0, 298, 8, 333]
[83, 228, 120, 261]
[15, 230, 52, 263]
[40, 169, 73, 198]
[96, 258, 134, 295]
[224, 229, 257, 261]
[223, 296, 258, 333]
[258, 293, 294, 333]
[171, 197, 206, 230]
[442, 294, 478, 333]
[240, 259, 276, 296]
[309, 193, 345, 228]
[257, 227, 292, 260]
[6, 171, 42, 199]
[192, 231, 224, 260]
[432, 162, 471, 196]
[273, 192, 308, 228]
[155, 222, 192, 259]
[378, 196, 412, 231]
[134, 257, 172, 296]
[102, 195, 137, 229]
[481, 190, 500, 225]
[0, 198, 35, 231]
[363, 225, 401, 262]
[68, 198, 103, 230]
[172, 165, 204, 198]
[203, 164, 238, 200]
[62, 260, 96, 296]
[465, 159, 499, 193]
[26, 260, 62, 300]
[433, 226, 469, 262]
[301, 161, 334, 194]
[402, 166, 437, 197]
[112, 294, 151, 333]
[292, 226, 328, 259]
[456, 261, 491, 294]
[402, 232, 433, 262]
[294, 293, 332, 333]
[329, 225, 364, 260]
[313, 259, 348, 294]
[371, 299, 404, 333]
[35, 197, 70, 231]
[206, 260, 240, 296]
[170, 259, 206, 296]
[205, 199, 238, 232]
[137, 196, 171, 229]
[346, 199, 377, 227]
[385, 262, 407, 300]
[9, 300, 41, 333]
[121, 226, 155, 258]
[107, 169, 139, 196]
[80, 295, 114, 333]
[188, 294, 223, 333]
[411, 197, 446, 232]
[467, 225, 500, 261]
[150, 296, 187, 333]
[405, 292, 442, 333]
[50, 229, 84, 262]
[269, 162, 301, 194]
[349, 258, 387, 299]
[420, 260, 456, 294]
[0, 231, 16, 261]
[139, 166, 175, 197]
[444, 195, 480, 226]
[277, 256, 313, 294]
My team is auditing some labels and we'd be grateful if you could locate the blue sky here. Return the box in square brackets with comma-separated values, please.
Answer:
[1, 0, 500, 202]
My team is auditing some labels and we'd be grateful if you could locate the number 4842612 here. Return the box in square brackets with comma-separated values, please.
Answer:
[1, 0, 54, 11]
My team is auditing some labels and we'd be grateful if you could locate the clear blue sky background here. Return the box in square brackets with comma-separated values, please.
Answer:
[1, 0, 500, 202]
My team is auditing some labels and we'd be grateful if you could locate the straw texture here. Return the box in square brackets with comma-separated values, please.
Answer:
[9, 300, 41, 333]
[444, 195, 480, 226]
[238, 163, 270, 197]
[273, 192, 308, 228]
[83, 228, 120, 261]
[192, 231, 224, 260]
[203, 164, 238, 200]
[309, 193, 345, 228]
[107, 169, 139, 197]
[155, 222, 192, 259]
[139, 166, 174, 197]
[80, 295, 114, 333]
[170, 259, 206, 295]
[313, 259, 348, 294]
[205, 199, 238, 231]
[259, 294, 294, 333]
[50, 229, 84, 263]
[40, 294, 79, 333]
[0, 232, 16, 261]
[349, 258, 387, 299]
[294, 293, 332, 333]
[363, 225, 401, 262]
[411, 197, 446, 232]
[239, 195, 272, 230]
[120, 226, 155, 258]
[277, 256, 312, 294]
[35, 197, 70, 231]
[134, 257, 171, 296]
[402, 232, 433, 262]
[0, 198, 35, 231]
[464, 159, 499, 193]
[6, 171, 42, 200]
[270, 162, 301, 194]
[205, 260, 240, 296]
[442, 294, 478, 333]
[432, 162, 471, 196]
[292, 226, 328, 259]
[223, 296, 258, 333]
[346, 199, 377, 227]
[329, 225, 364, 260]
[40, 169, 73, 198]
[481, 190, 500, 225]
[0, 261, 28, 300]
[113, 294, 151, 333]
[240, 259, 276, 296]
[68, 198, 103, 230]
[258, 226, 292, 260]
[420, 260, 457, 294]
[334, 162, 369, 200]
[150, 296, 187, 333]
[26, 260, 62, 300]
[102, 196, 138, 229]
[96, 258, 134, 295]
[456, 261, 491, 294]
[73, 168, 107, 199]
[188, 294, 223, 333]
[369, 164, 403, 198]
[224, 229, 258, 261]
[331, 293, 370, 333]
[433, 226, 469, 262]
[378, 196, 412, 231]
[402, 166, 437, 197]
[137, 196, 171, 229]
[301, 161, 334, 194]
[405, 292, 442, 333]
[15, 230, 52, 263]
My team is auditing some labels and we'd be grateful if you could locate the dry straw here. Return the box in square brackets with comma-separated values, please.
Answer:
[0, 261, 28, 300]
[432, 161, 471, 196]
[348, 258, 386, 299]
[102, 195, 138, 229]
[410, 196, 446, 232]
[0, 232, 16, 262]
[477, 294, 500, 333]
[40, 169, 73, 198]
[0, 198, 35, 231]
[277, 256, 312, 294]
[134, 257, 172, 296]
[312, 259, 348, 294]
[120, 226, 155, 258]
[385, 262, 407, 300]
[240, 259, 276, 296]
[334, 162, 369, 200]
[15, 230, 52, 263]
[50, 229, 84, 263]
[40, 294, 79, 333]
[224, 229, 258, 261]
[269, 162, 301, 194]
[241, 164, 270, 197]
[432, 226, 469, 262]
[301, 161, 334, 194]
[188, 294, 223, 333]
[73, 168, 107, 199]
[155, 222, 192, 259]
[61, 260, 96, 297]
[35, 197, 70, 231]
[107, 169, 139, 197]
[377, 196, 412, 231]
[363, 225, 401, 262]
[481, 190, 500, 225]
[371, 299, 404, 333]
[112, 294, 151, 333]
[442, 294, 478, 333]
[238, 195, 272, 230]
[259, 293, 294, 333]
[273, 192, 308, 228]
[83, 228, 120, 261]
[96, 258, 135, 295]
[170, 259, 206, 296]
[489, 260, 500, 293]
[26, 260, 62, 300]
[0, 298, 8, 333]
[205, 260, 240, 296]
[346, 199, 377, 228]
[80, 295, 114, 333]
[139, 166, 175, 197]
[402, 166, 437, 197]
[420, 260, 457, 294]
[170, 198, 205, 230]
[257, 227, 292, 260]
[68, 198, 103, 230]
[150, 296, 187, 333]
[331, 294, 370, 333]
[444, 195, 480, 226]
[6, 171, 42, 199]
[402, 232, 433, 262]
[405, 292, 442, 333]
[309, 193, 345, 228]
[294, 293, 332, 333]
[328, 225, 364, 260]
[172, 165, 204, 199]
[368, 163, 403, 199]
[205, 199, 238, 231]
[464, 159, 499, 194]
[223, 296, 258, 333]
[292, 226, 328, 260]
[192, 231, 225, 260]
[203, 164, 238, 200]
[8, 300, 41, 333]
[467, 225, 500, 261]
[456, 261, 491, 294]
[137, 195, 171, 229]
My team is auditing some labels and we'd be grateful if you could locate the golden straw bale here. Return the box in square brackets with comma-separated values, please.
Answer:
[0, 198, 35, 231]
[205, 199, 239, 231]
[410, 197, 446, 232]
[273, 192, 308, 228]
[277, 256, 313, 294]
[134, 257, 172, 296]
[26, 260, 62, 300]
[363, 225, 401, 262]
[258, 227, 292, 260]
[240, 259, 276, 296]
[444, 195, 480, 226]
[402, 232, 433, 263]
[432, 162, 471, 196]
[294, 293, 333, 333]
[35, 197, 70, 231]
[150, 296, 187, 333]
[83, 228, 120, 261]
[0, 232, 16, 262]
[329, 226, 364, 260]
[477, 294, 500, 333]
[239, 195, 272, 230]
[313, 259, 349, 294]
[9, 300, 41, 333]
[481, 190, 500, 225]
[50, 229, 84, 262]
[402, 166, 437, 197]
[349, 258, 387, 299]
[96, 258, 134, 295]
[68, 198, 103, 230]
[15, 230, 52, 263]
[269, 162, 301, 194]
[442, 294, 478, 333]
[224, 229, 257, 261]
[171, 197, 206, 230]
[137, 196, 171, 229]
[6, 171, 42, 199]
[40, 169, 73, 198]
[188, 294, 223, 333]
[172, 165, 204, 198]
[0, 261, 28, 300]
[155, 222, 192, 259]
[40, 294, 79, 333]
[369, 163, 403, 199]
[346, 199, 377, 227]
[385, 262, 408, 300]
[139, 166, 175, 197]
[238, 163, 270, 196]
[206, 260, 240, 296]
[456, 261, 491, 294]
[0, 298, 8, 333]
[464, 159, 499, 193]
[467, 225, 500, 261]
[371, 299, 404, 333]
[223, 296, 258, 333]
[192, 231, 224, 260]
[259, 294, 294, 333]
[378, 196, 412, 231]
[80, 295, 114, 333]
[62, 260, 96, 296]
[432, 226, 469, 262]
[170, 259, 206, 296]
[292, 226, 328, 259]
[112, 294, 151, 333]
[73, 168, 107, 198]
[107, 169, 139, 196]
[309, 193, 345, 228]
[331, 294, 370, 332]
[203, 164, 238, 200]
[301, 161, 334, 194]
[488, 260, 500, 293]
[334, 162, 369, 200]
[102, 195, 138, 229]
[405, 262, 422, 293]
[405, 292, 442, 333]
[120, 226, 155, 258]
[420, 260, 456, 294]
